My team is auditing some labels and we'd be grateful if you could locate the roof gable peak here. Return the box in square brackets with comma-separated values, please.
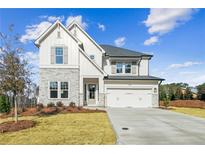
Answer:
[34, 20, 79, 47]
[67, 20, 105, 53]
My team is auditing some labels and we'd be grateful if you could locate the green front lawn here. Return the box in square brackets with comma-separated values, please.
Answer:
[171, 107, 205, 119]
[0, 113, 116, 144]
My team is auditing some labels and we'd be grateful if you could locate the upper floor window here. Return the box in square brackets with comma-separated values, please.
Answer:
[55, 47, 63, 64]
[116, 63, 123, 73]
[89, 55, 95, 60]
[125, 63, 131, 73]
[115, 62, 132, 74]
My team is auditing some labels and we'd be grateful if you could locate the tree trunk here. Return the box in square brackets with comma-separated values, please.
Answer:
[14, 94, 18, 123]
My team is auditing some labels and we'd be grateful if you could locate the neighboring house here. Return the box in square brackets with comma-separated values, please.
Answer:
[35, 20, 164, 108]
[181, 87, 198, 99]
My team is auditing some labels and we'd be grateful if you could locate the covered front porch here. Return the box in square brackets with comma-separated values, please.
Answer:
[80, 76, 105, 107]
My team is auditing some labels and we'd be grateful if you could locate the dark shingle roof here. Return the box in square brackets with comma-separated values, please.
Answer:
[104, 75, 165, 81]
[100, 44, 152, 58]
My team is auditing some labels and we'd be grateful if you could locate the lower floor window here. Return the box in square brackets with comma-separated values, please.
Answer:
[49, 81, 69, 99]
[125, 63, 131, 73]
[61, 82, 68, 98]
[50, 82, 58, 98]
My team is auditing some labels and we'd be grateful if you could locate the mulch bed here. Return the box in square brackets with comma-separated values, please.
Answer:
[0, 120, 35, 133]
[21, 108, 39, 116]
[160, 100, 205, 109]
[0, 106, 106, 119]
[60, 106, 106, 114]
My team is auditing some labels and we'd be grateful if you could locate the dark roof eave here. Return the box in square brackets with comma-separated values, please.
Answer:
[105, 55, 153, 59]
[104, 78, 165, 81]
[104, 76, 165, 81]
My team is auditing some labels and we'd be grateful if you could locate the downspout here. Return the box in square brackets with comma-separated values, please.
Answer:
[138, 57, 142, 76]
[78, 49, 81, 107]
[158, 80, 163, 107]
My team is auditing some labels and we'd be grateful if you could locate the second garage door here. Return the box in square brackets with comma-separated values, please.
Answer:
[106, 88, 152, 108]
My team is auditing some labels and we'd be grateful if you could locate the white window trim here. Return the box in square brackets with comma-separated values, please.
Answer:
[55, 47, 64, 64]
[48, 81, 70, 99]
[115, 61, 132, 74]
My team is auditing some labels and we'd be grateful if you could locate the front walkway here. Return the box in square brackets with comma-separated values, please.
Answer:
[107, 108, 205, 144]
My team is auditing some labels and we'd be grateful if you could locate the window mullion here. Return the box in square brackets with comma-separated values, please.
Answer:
[123, 63, 125, 74]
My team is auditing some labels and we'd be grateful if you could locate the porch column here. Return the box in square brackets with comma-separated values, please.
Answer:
[79, 76, 84, 106]
[98, 76, 105, 106]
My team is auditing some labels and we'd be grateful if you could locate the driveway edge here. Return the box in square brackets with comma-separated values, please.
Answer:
[106, 108, 121, 145]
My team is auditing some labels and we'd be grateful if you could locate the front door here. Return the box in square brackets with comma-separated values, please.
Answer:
[88, 84, 96, 104]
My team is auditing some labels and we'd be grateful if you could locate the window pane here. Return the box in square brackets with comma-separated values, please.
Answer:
[61, 82, 68, 98]
[50, 91, 58, 98]
[61, 82, 68, 89]
[89, 84, 96, 99]
[61, 90, 68, 98]
[125, 63, 131, 73]
[56, 56, 63, 64]
[56, 48, 63, 55]
[50, 82, 58, 89]
[116, 63, 123, 73]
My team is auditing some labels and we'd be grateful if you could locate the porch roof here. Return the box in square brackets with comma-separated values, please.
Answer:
[104, 75, 165, 81]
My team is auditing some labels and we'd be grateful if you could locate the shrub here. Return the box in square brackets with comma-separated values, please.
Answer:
[47, 102, 55, 108]
[77, 106, 83, 110]
[163, 96, 170, 109]
[0, 95, 10, 113]
[69, 102, 76, 108]
[36, 103, 44, 111]
[56, 101, 64, 107]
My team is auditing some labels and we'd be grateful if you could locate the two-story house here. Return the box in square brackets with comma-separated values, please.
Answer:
[35, 20, 164, 108]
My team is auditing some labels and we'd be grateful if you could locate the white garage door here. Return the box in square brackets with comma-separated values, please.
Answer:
[107, 88, 152, 108]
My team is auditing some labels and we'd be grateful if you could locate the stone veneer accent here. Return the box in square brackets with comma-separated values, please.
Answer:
[98, 93, 105, 107]
[39, 68, 79, 106]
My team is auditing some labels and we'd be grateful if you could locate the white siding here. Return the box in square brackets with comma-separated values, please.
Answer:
[39, 26, 79, 68]
[69, 26, 103, 67]
[103, 58, 111, 74]
[79, 51, 104, 93]
[139, 59, 149, 76]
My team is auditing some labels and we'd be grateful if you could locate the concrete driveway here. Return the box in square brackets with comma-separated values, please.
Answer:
[107, 108, 205, 145]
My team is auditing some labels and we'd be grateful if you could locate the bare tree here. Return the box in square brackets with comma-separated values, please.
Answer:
[0, 25, 32, 123]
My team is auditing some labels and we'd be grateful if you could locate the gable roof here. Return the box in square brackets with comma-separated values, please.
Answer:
[78, 47, 107, 76]
[35, 20, 80, 47]
[100, 44, 153, 58]
[67, 20, 105, 53]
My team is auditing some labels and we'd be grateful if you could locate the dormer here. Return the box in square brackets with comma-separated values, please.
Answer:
[100, 45, 152, 76]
